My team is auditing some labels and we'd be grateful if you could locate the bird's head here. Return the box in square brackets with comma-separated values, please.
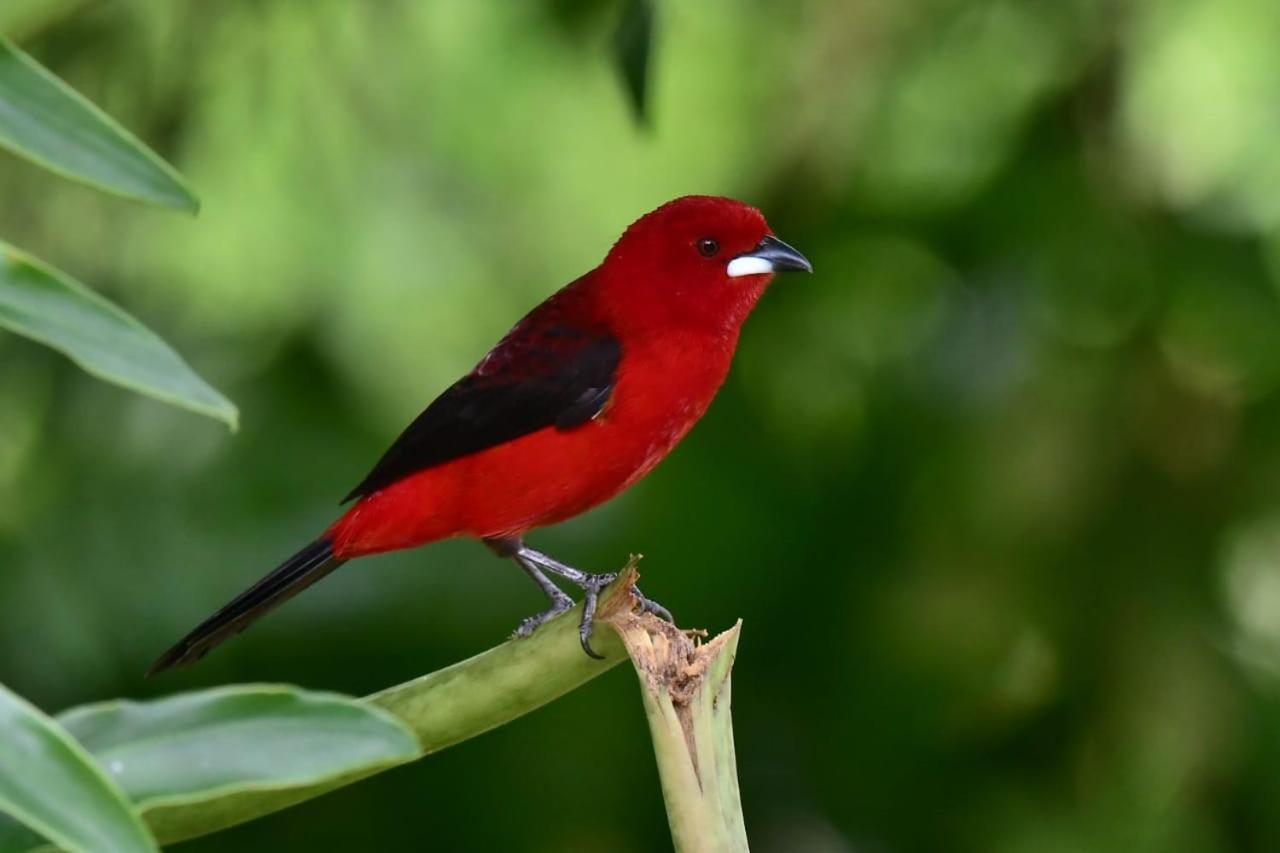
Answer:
[598, 195, 811, 334]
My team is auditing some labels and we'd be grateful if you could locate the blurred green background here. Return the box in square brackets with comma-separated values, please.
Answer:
[4, 0, 1280, 850]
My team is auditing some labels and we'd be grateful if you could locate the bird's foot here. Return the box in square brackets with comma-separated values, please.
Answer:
[574, 575, 673, 657]
[510, 589, 574, 639]
[498, 541, 676, 658]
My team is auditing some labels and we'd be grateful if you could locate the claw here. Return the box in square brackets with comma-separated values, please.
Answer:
[579, 621, 603, 659]
[634, 588, 673, 623]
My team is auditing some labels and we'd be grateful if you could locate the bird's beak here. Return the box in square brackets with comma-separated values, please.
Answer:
[727, 235, 813, 278]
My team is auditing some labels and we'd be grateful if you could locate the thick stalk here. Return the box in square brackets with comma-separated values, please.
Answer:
[603, 572, 749, 853]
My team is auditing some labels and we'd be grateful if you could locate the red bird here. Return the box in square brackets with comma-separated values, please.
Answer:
[150, 196, 811, 673]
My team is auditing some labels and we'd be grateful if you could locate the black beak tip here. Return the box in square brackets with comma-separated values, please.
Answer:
[757, 234, 812, 274]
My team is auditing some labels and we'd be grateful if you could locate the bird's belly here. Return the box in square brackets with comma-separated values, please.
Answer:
[454, 397, 711, 537]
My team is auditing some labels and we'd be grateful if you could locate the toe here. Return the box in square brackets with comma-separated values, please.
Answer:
[579, 628, 604, 659]
[643, 599, 674, 623]
[634, 588, 674, 622]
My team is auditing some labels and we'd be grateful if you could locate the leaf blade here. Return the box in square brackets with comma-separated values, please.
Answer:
[0, 35, 198, 212]
[0, 241, 239, 429]
[0, 682, 157, 853]
[56, 685, 422, 844]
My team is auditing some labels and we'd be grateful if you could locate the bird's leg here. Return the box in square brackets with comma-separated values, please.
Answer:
[522, 548, 614, 659]
[484, 537, 574, 639]
[515, 545, 674, 659]
[511, 554, 575, 638]
[524, 547, 672, 622]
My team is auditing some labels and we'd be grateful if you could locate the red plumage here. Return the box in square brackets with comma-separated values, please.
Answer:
[150, 195, 810, 672]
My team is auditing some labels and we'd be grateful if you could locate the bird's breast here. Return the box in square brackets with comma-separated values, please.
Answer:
[600, 331, 737, 479]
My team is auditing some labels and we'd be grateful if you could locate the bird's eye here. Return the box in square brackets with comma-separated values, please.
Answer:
[696, 238, 719, 258]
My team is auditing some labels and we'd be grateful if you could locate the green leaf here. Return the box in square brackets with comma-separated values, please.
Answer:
[0, 35, 198, 212]
[57, 685, 422, 845]
[612, 0, 655, 125]
[0, 241, 238, 429]
[0, 682, 157, 853]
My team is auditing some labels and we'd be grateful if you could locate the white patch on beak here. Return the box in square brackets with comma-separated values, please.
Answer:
[726, 256, 775, 278]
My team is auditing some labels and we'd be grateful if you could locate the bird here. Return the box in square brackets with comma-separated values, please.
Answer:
[149, 195, 811, 674]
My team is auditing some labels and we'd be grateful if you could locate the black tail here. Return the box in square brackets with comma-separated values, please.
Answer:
[148, 539, 346, 675]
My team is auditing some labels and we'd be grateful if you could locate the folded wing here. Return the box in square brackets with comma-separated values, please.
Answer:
[343, 317, 620, 503]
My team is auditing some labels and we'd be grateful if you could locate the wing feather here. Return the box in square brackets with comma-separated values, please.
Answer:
[342, 323, 620, 503]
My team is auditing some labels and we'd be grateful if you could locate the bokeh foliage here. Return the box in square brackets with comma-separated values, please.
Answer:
[3, 0, 1280, 850]
[0, 33, 235, 428]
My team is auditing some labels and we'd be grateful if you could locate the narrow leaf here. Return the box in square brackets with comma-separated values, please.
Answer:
[612, 0, 655, 125]
[0, 242, 238, 429]
[0, 35, 198, 212]
[0, 682, 157, 853]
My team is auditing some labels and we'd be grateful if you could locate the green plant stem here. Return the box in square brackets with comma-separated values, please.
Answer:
[367, 594, 625, 752]
[604, 589, 749, 852]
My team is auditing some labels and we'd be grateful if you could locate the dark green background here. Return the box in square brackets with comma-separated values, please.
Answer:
[4, 1, 1280, 850]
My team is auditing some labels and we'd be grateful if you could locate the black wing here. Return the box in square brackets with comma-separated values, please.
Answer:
[342, 328, 620, 502]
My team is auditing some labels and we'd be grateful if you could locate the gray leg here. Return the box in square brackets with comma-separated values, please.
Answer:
[484, 537, 574, 639]
[517, 546, 672, 620]
[511, 553, 574, 637]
